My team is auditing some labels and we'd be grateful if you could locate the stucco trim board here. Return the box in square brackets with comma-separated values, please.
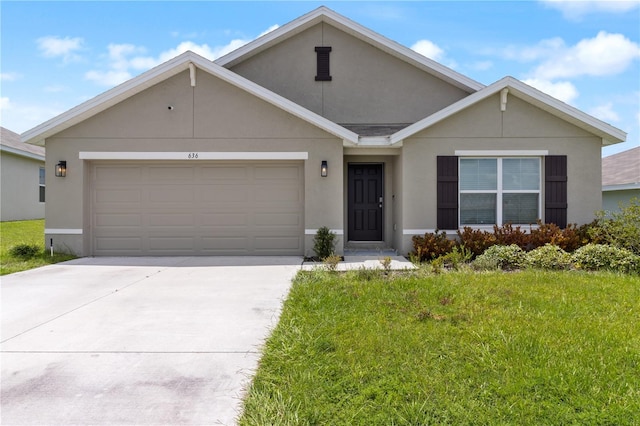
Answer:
[79, 151, 310, 160]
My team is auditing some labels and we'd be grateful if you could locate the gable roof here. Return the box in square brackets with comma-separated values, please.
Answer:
[215, 6, 484, 93]
[1, 126, 45, 161]
[389, 76, 627, 146]
[22, 51, 359, 146]
[602, 146, 640, 190]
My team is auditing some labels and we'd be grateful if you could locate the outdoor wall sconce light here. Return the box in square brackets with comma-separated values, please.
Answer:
[321, 160, 328, 177]
[55, 161, 67, 177]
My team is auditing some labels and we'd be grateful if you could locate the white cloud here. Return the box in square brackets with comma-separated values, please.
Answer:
[501, 37, 565, 62]
[533, 32, 640, 80]
[37, 35, 84, 62]
[84, 24, 279, 87]
[541, 0, 639, 20]
[470, 60, 493, 71]
[0, 72, 21, 82]
[411, 39, 458, 68]
[589, 102, 621, 123]
[0, 97, 64, 133]
[411, 40, 444, 61]
[522, 78, 579, 104]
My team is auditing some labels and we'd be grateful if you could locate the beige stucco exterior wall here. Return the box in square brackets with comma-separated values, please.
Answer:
[0, 153, 45, 221]
[44, 70, 345, 256]
[229, 22, 470, 125]
[399, 93, 603, 255]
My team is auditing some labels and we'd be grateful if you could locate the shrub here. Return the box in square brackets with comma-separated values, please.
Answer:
[412, 230, 456, 262]
[528, 221, 590, 252]
[456, 227, 496, 257]
[493, 223, 531, 249]
[526, 244, 572, 270]
[472, 244, 526, 271]
[571, 244, 639, 274]
[313, 226, 336, 259]
[590, 198, 640, 256]
[9, 243, 42, 260]
[433, 246, 473, 271]
[323, 254, 342, 272]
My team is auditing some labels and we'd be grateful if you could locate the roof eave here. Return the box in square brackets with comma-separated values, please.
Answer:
[215, 6, 484, 93]
[0, 145, 45, 161]
[389, 76, 627, 146]
[22, 51, 359, 146]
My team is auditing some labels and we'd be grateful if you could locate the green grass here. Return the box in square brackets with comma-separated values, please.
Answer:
[0, 219, 76, 275]
[240, 269, 640, 425]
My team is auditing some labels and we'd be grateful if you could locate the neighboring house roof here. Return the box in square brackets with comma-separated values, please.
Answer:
[602, 146, 640, 191]
[389, 76, 627, 147]
[22, 51, 360, 147]
[215, 6, 484, 94]
[1, 126, 45, 161]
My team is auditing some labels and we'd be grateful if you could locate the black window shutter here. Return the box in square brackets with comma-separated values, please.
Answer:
[437, 156, 458, 230]
[545, 155, 568, 228]
[315, 46, 332, 81]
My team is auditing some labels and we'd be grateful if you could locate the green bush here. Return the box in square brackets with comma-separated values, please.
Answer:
[472, 244, 526, 271]
[313, 226, 336, 259]
[590, 198, 640, 255]
[9, 243, 42, 259]
[411, 230, 456, 262]
[571, 244, 639, 274]
[526, 244, 572, 270]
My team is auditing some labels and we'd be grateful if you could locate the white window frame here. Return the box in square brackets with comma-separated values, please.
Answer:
[459, 157, 542, 228]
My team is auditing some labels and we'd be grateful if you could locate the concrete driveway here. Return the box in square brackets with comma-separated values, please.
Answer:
[1, 257, 301, 425]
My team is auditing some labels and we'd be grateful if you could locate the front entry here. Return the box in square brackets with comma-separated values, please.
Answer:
[348, 164, 383, 241]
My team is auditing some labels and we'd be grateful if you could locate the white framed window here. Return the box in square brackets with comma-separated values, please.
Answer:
[459, 157, 540, 226]
[39, 167, 45, 203]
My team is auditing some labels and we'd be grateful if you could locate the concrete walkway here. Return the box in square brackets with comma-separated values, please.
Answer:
[1, 257, 301, 425]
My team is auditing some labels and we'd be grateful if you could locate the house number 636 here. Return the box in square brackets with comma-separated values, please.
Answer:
[187, 152, 199, 159]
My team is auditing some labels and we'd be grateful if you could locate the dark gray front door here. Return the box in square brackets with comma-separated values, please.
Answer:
[348, 164, 383, 241]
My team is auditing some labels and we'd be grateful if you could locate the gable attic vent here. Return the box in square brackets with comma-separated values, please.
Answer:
[315, 46, 332, 81]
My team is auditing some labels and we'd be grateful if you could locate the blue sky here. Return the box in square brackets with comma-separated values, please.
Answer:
[1, 1, 639, 156]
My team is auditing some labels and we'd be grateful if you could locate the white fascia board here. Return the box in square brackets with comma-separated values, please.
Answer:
[390, 76, 627, 146]
[358, 136, 391, 146]
[0, 145, 45, 162]
[22, 53, 195, 146]
[21, 51, 358, 146]
[216, 7, 483, 93]
[603, 183, 640, 191]
[79, 151, 309, 160]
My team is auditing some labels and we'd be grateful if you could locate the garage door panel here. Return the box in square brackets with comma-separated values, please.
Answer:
[95, 166, 142, 182]
[95, 237, 143, 252]
[148, 213, 195, 227]
[95, 189, 141, 204]
[95, 213, 142, 227]
[91, 161, 304, 255]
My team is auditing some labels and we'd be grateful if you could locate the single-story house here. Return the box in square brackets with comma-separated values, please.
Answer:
[602, 146, 640, 212]
[23, 6, 626, 257]
[1, 127, 46, 221]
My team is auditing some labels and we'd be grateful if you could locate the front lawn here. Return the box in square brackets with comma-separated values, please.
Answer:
[0, 219, 76, 275]
[240, 269, 640, 425]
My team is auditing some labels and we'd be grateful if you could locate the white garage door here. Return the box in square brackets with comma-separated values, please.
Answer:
[90, 161, 304, 255]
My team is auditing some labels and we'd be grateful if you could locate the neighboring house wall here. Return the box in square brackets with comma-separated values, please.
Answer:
[230, 22, 470, 125]
[44, 69, 345, 256]
[399, 93, 602, 254]
[0, 152, 46, 221]
[603, 189, 640, 212]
